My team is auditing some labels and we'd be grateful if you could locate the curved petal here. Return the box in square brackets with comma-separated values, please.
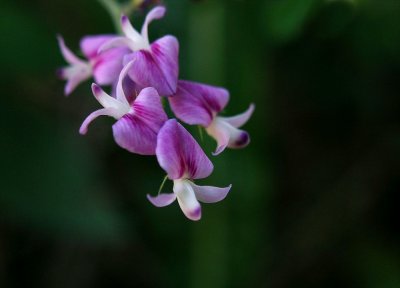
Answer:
[57, 35, 82, 64]
[121, 15, 143, 44]
[80, 35, 115, 59]
[206, 118, 250, 155]
[112, 87, 167, 155]
[125, 35, 179, 96]
[92, 47, 129, 85]
[222, 103, 255, 128]
[63, 68, 91, 96]
[98, 36, 135, 54]
[169, 80, 230, 127]
[174, 180, 201, 221]
[156, 119, 213, 180]
[147, 193, 176, 207]
[116, 61, 135, 105]
[141, 6, 166, 42]
[79, 107, 120, 135]
[91, 84, 128, 114]
[189, 181, 232, 203]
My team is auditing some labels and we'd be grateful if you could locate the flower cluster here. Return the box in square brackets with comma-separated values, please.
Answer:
[57, 6, 254, 221]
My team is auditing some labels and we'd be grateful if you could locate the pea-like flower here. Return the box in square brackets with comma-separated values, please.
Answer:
[79, 61, 168, 155]
[147, 119, 231, 221]
[168, 80, 255, 155]
[99, 6, 179, 96]
[57, 35, 129, 95]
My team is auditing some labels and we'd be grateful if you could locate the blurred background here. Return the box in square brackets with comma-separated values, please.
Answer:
[1, 0, 400, 287]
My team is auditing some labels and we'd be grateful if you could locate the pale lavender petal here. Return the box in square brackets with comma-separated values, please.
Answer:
[112, 87, 167, 155]
[64, 76, 82, 96]
[141, 6, 166, 42]
[125, 35, 179, 96]
[222, 103, 255, 128]
[156, 119, 213, 180]
[169, 80, 230, 127]
[206, 118, 250, 155]
[174, 180, 201, 221]
[189, 181, 232, 203]
[57, 35, 81, 64]
[80, 35, 115, 59]
[92, 47, 130, 85]
[98, 36, 135, 53]
[79, 107, 120, 135]
[147, 193, 176, 207]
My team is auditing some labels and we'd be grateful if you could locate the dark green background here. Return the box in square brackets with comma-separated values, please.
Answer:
[1, 0, 400, 287]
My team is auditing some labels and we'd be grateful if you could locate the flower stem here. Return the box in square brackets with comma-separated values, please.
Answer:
[97, 0, 123, 33]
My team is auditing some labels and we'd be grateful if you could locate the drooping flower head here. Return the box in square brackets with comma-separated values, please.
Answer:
[147, 119, 231, 221]
[99, 6, 179, 96]
[79, 61, 168, 155]
[169, 80, 255, 155]
[57, 35, 129, 95]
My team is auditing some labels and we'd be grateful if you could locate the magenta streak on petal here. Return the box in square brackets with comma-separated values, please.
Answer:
[169, 80, 229, 127]
[126, 35, 179, 96]
[112, 87, 167, 155]
[188, 206, 201, 221]
[156, 119, 213, 180]
[234, 131, 250, 147]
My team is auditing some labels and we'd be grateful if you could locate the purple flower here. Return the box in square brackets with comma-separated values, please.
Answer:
[57, 35, 129, 95]
[147, 119, 231, 221]
[79, 61, 168, 155]
[169, 80, 255, 155]
[99, 6, 179, 96]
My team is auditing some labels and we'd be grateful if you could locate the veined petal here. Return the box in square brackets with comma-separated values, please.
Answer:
[98, 36, 136, 54]
[80, 35, 115, 59]
[57, 35, 82, 64]
[206, 117, 250, 155]
[92, 47, 130, 85]
[79, 107, 121, 135]
[189, 181, 232, 203]
[91, 84, 129, 114]
[169, 80, 230, 127]
[125, 35, 179, 96]
[156, 119, 213, 180]
[174, 179, 201, 221]
[141, 6, 166, 43]
[147, 193, 176, 207]
[222, 103, 255, 128]
[112, 87, 167, 155]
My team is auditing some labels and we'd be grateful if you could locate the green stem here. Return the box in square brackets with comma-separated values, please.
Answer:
[97, 0, 124, 34]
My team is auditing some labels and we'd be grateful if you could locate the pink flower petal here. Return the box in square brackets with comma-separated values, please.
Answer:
[125, 35, 179, 96]
[92, 47, 130, 85]
[80, 35, 115, 59]
[169, 80, 230, 127]
[112, 87, 167, 155]
[189, 181, 232, 203]
[147, 193, 176, 207]
[156, 119, 213, 180]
